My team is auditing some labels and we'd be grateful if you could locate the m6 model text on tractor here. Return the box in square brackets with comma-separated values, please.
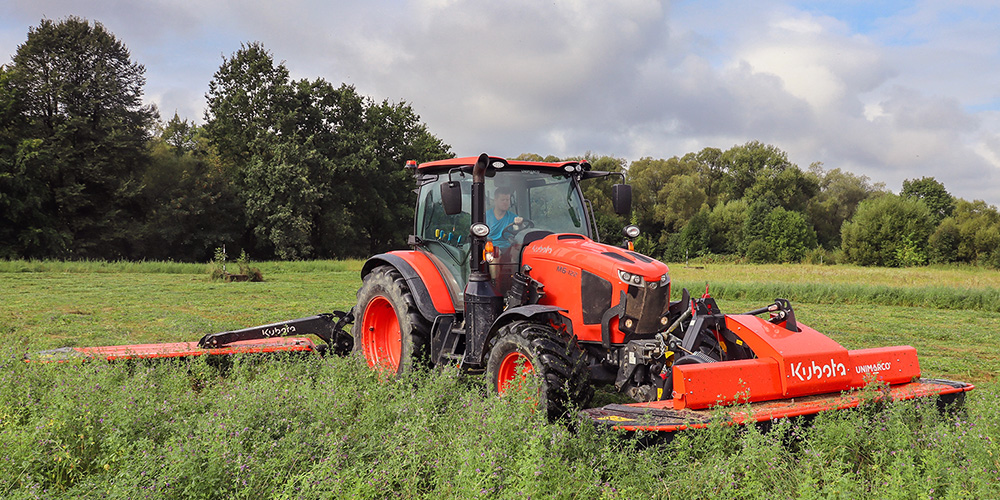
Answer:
[35, 153, 972, 431]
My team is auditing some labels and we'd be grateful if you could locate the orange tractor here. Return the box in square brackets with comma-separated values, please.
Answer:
[37, 153, 972, 431]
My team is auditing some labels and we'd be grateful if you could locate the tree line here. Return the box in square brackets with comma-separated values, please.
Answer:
[575, 146, 998, 268]
[2, 17, 997, 267]
[518, 147, 1000, 268]
[0, 17, 449, 261]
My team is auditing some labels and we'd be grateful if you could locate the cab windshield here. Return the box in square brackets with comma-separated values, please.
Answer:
[415, 168, 590, 289]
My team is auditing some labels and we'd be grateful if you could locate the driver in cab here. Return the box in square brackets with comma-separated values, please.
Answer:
[486, 186, 523, 287]
[487, 186, 522, 251]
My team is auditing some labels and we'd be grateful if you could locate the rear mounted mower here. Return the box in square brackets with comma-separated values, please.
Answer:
[28, 154, 973, 434]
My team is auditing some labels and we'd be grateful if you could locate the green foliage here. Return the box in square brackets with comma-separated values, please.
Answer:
[655, 172, 708, 233]
[742, 163, 820, 214]
[204, 44, 450, 259]
[210, 247, 264, 282]
[739, 200, 774, 257]
[692, 146, 727, 205]
[806, 164, 886, 249]
[720, 140, 795, 200]
[707, 199, 748, 254]
[801, 246, 840, 265]
[902, 176, 956, 225]
[235, 250, 264, 282]
[767, 207, 816, 262]
[841, 194, 934, 267]
[1, 17, 157, 259]
[928, 199, 1000, 266]
[743, 207, 816, 263]
[894, 235, 928, 267]
[627, 155, 698, 237]
[136, 115, 245, 261]
[676, 206, 712, 258]
[928, 217, 961, 264]
[2, 343, 999, 498]
[4, 263, 1000, 497]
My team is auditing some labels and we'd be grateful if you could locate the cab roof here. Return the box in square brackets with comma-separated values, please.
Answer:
[414, 156, 591, 173]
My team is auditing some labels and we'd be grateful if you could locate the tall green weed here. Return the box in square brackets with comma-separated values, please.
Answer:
[3, 342, 999, 499]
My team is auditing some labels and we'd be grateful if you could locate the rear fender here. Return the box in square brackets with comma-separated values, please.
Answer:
[362, 252, 457, 322]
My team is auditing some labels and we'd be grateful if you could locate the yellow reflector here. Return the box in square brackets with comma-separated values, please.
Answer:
[597, 415, 634, 422]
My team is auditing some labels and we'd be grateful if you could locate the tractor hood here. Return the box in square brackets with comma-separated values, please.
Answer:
[520, 233, 670, 345]
[522, 234, 669, 283]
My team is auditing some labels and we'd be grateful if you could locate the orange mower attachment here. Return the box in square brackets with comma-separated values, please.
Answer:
[581, 297, 973, 432]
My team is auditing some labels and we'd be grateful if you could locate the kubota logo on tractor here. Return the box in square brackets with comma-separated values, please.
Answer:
[790, 358, 847, 382]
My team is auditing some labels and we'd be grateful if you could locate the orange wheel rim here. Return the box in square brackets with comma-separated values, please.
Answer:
[497, 351, 534, 393]
[361, 296, 401, 371]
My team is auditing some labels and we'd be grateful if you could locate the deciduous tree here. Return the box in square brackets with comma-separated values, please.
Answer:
[901, 176, 955, 226]
[841, 194, 934, 267]
[2, 17, 156, 258]
[806, 164, 886, 249]
[204, 44, 450, 258]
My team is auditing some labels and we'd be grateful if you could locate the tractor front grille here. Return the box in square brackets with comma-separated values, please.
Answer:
[622, 281, 670, 336]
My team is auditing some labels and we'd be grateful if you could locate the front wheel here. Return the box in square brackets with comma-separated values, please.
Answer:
[351, 265, 429, 374]
[486, 320, 592, 419]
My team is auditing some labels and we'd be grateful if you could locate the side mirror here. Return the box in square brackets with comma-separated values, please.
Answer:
[612, 184, 632, 215]
[441, 181, 463, 215]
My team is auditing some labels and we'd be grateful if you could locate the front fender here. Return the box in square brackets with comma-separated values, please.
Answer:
[488, 305, 569, 339]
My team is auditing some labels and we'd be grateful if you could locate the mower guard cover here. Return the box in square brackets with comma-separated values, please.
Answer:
[582, 313, 974, 432]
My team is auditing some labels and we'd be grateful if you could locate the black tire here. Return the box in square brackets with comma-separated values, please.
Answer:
[486, 320, 593, 419]
[351, 265, 430, 374]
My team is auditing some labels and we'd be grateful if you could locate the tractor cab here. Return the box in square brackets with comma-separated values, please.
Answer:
[412, 156, 618, 301]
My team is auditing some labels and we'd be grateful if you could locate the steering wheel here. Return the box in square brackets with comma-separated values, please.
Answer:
[500, 219, 534, 243]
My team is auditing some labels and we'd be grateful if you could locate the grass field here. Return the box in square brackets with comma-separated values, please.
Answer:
[2, 261, 999, 498]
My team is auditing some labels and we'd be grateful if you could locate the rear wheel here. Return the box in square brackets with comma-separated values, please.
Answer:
[486, 320, 592, 419]
[352, 265, 429, 374]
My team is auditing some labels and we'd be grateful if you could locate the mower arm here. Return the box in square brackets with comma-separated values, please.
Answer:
[198, 310, 354, 355]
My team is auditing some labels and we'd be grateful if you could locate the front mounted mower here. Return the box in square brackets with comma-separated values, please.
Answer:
[30, 154, 973, 433]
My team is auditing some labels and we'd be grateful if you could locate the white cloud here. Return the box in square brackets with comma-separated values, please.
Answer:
[2, 0, 1000, 205]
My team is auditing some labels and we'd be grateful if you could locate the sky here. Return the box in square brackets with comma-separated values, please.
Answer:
[2, 0, 999, 206]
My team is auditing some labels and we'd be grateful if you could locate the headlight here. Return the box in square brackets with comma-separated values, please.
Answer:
[618, 270, 643, 285]
[623, 225, 640, 239]
[471, 223, 490, 237]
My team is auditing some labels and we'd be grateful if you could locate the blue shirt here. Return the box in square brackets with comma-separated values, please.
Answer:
[486, 210, 518, 248]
